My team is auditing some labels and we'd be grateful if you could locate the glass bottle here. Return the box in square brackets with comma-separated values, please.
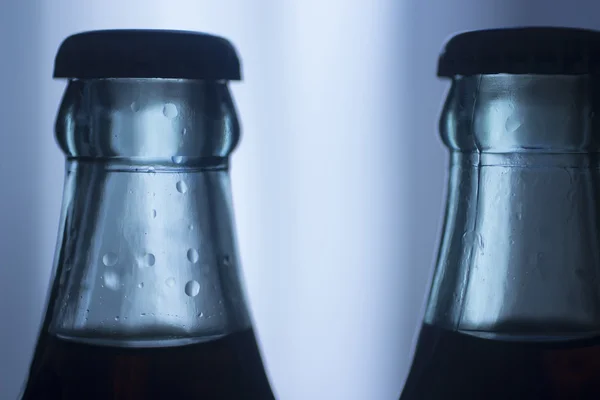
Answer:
[20, 30, 275, 400]
[401, 27, 600, 399]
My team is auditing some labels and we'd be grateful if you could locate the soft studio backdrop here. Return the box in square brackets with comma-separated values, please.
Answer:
[1, 1, 599, 399]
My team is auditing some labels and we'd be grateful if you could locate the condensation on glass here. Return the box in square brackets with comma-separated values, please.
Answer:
[48, 78, 250, 347]
[425, 73, 600, 341]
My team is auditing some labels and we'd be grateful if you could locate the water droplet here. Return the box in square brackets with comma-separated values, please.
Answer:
[141, 313, 147, 316]
[197, 312, 204, 318]
[222, 255, 231, 266]
[104, 271, 120, 290]
[172, 156, 184, 164]
[176, 181, 188, 193]
[187, 248, 199, 263]
[462, 231, 484, 250]
[131, 101, 140, 112]
[143, 253, 156, 267]
[152, 209, 157, 218]
[182, 128, 187, 135]
[505, 113, 522, 133]
[138, 282, 144, 289]
[166, 277, 176, 287]
[163, 103, 178, 118]
[102, 253, 118, 267]
[462, 231, 475, 242]
[188, 224, 194, 231]
[114, 316, 120, 321]
[148, 166, 155, 174]
[185, 280, 200, 297]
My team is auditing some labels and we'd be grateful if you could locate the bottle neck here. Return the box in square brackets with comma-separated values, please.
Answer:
[426, 74, 600, 341]
[56, 79, 240, 164]
[46, 79, 250, 347]
[439, 74, 599, 153]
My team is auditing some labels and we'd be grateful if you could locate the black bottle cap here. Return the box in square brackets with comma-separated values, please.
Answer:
[438, 27, 600, 78]
[54, 29, 241, 80]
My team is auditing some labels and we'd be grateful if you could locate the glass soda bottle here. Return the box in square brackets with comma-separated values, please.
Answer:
[401, 27, 600, 399]
[20, 30, 275, 399]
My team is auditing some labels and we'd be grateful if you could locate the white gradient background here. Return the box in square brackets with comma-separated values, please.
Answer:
[1, 1, 600, 399]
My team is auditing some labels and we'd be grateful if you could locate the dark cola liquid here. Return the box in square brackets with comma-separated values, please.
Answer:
[401, 323, 600, 400]
[22, 329, 274, 400]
